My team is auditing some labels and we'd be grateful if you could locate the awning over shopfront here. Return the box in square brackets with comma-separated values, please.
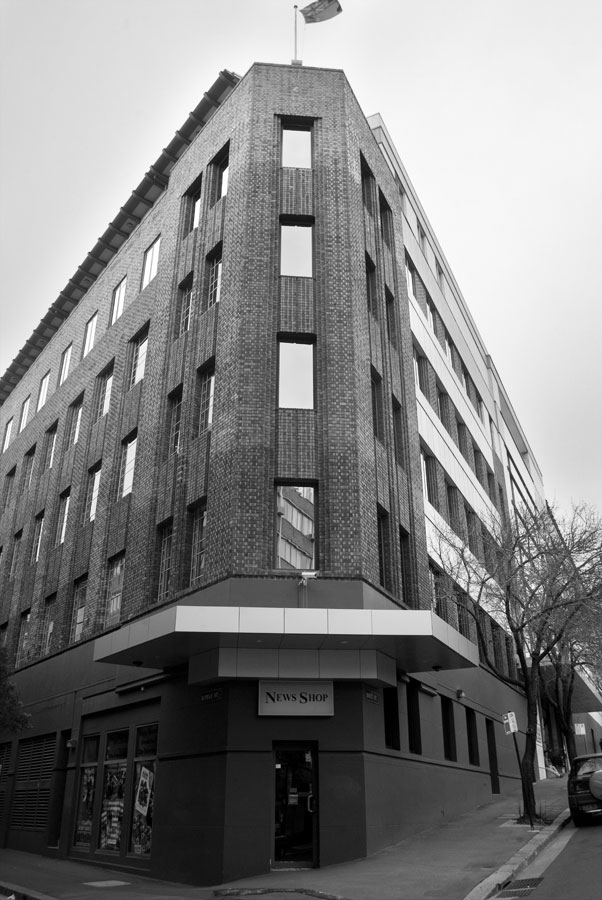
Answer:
[93, 605, 479, 685]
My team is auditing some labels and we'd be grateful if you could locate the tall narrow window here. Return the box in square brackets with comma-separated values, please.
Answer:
[282, 126, 312, 168]
[32, 511, 45, 563]
[45, 424, 58, 470]
[94, 365, 113, 421]
[2, 418, 13, 452]
[278, 340, 314, 409]
[141, 237, 161, 289]
[441, 697, 457, 761]
[177, 277, 193, 336]
[119, 433, 137, 497]
[399, 527, 413, 607]
[413, 348, 429, 396]
[466, 707, 480, 766]
[280, 222, 313, 277]
[361, 158, 374, 216]
[436, 259, 445, 292]
[190, 503, 207, 585]
[385, 289, 398, 347]
[392, 397, 404, 467]
[407, 680, 422, 754]
[68, 397, 84, 446]
[71, 577, 88, 643]
[214, 152, 229, 202]
[197, 368, 215, 435]
[377, 506, 391, 591]
[157, 521, 173, 602]
[168, 389, 183, 455]
[129, 331, 148, 388]
[446, 482, 461, 532]
[56, 490, 71, 546]
[3, 467, 16, 511]
[82, 312, 98, 357]
[371, 369, 384, 442]
[22, 447, 35, 493]
[85, 465, 102, 523]
[15, 611, 31, 667]
[59, 344, 72, 385]
[383, 686, 401, 750]
[426, 296, 436, 331]
[421, 449, 439, 507]
[9, 530, 22, 580]
[365, 256, 377, 317]
[18, 397, 30, 433]
[42, 595, 57, 656]
[276, 485, 316, 570]
[105, 555, 125, 627]
[405, 257, 417, 302]
[207, 248, 222, 308]
[111, 276, 128, 325]
[379, 192, 393, 249]
[37, 371, 50, 411]
[185, 176, 203, 233]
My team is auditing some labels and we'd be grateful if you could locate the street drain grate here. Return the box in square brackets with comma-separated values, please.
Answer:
[497, 877, 544, 898]
[509, 879, 544, 888]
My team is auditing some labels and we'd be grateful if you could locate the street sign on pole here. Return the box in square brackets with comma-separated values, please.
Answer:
[503, 711, 518, 735]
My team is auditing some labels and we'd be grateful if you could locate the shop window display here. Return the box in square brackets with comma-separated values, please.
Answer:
[74, 736, 99, 847]
[99, 730, 129, 851]
[129, 724, 157, 855]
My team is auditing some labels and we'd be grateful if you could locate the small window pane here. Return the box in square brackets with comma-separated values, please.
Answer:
[278, 342, 314, 409]
[281, 225, 313, 277]
[282, 129, 312, 168]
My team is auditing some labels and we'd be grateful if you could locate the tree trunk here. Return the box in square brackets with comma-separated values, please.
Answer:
[519, 666, 541, 824]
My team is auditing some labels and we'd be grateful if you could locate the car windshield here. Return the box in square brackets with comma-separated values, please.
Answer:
[575, 757, 602, 777]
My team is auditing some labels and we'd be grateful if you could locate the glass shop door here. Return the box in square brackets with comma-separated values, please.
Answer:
[273, 744, 318, 868]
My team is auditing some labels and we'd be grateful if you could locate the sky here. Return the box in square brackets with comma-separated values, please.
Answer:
[1, 0, 601, 514]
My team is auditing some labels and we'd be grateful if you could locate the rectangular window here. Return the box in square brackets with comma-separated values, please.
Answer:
[37, 372, 50, 411]
[392, 397, 404, 468]
[2, 418, 13, 452]
[68, 397, 84, 446]
[207, 248, 222, 308]
[44, 424, 58, 470]
[441, 697, 457, 761]
[82, 312, 98, 357]
[71, 577, 88, 643]
[32, 511, 45, 563]
[197, 368, 215, 435]
[446, 482, 461, 532]
[466, 708, 480, 766]
[59, 344, 72, 385]
[119, 433, 137, 498]
[3, 467, 16, 511]
[56, 490, 70, 546]
[105, 555, 125, 627]
[168, 389, 183, 455]
[177, 277, 193, 336]
[85, 465, 101, 523]
[377, 506, 391, 591]
[399, 527, 413, 607]
[141, 237, 161, 289]
[190, 504, 207, 585]
[383, 686, 401, 750]
[465, 504, 480, 556]
[426, 296, 436, 331]
[379, 192, 393, 249]
[361, 158, 374, 216]
[129, 724, 158, 856]
[22, 448, 35, 493]
[436, 259, 445, 292]
[429, 563, 446, 619]
[456, 420, 469, 459]
[130, 331, 148, 388]
[15, 611, 31, 667]
[417, 221, 426, 253]
[212, 148, 229, 203]
[421, 450, 438, 507]
[405, 257, 417, 302]
[42, 595, 57, 656]
[407, 680, 422, 754]
[9, 530, 22, 580]
[74, 734, 98, 847]
[280, 222, 313, 277]
[276, 485, 316, 570]
[413, 348, 429, 396]
[282, 126, 312, 168]
[385, 289, 397, 347]
[94, 365, 113, 421]
[185, 176, 203, 233]
[365, 255, 377, 317]
[18, 396, 30, 433]
[111, 276, 128, 325]
[371, 368, 384, 442]
[278, 340, 314, 409]
[157, 521, 173, 603]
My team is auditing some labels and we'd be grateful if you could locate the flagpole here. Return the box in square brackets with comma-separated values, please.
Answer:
[292, 5, 302, 65]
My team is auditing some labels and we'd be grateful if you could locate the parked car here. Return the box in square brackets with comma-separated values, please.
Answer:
[568, 752, 602, 826]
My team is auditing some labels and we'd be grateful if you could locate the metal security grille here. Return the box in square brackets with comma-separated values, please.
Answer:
[0, 741, 12, 821]
[10, 733, 56, 830]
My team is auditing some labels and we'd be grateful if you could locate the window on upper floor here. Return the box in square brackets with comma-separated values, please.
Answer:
[2, 418, 13, 452]
[31, 511, 45, 563]
[190, 502, 207, 586]
[129, 329, 149, 388]
[207, 246, 222, 308]
[67, 396, 84, 447]
[282, 125, 312, 168]
[141, 237, 161, 289]
[37, 371, 50, 411]
[56, 490, 70, 546]
[371, 368, 384, 442]
[360, 157, 374, 217]
[168, 388, 183, 455]
[413, 348, 429, 396]
[197, 366, 215, 436]
[456, 419, 469, 460]
[385, 288, 398, 348]
[278, 339, 314, 409]
[84, 464, 102, 524]
[417, 221, 427, 255]
[365, 255, 377, 317]
[465, 503, 480, 556]
[405, 256, 417, 303]
[184, 174, 203, 234]
[59, 344, 72, 385]
[426, 296, 436, 332]
[211, 145, 229, 204]
[275, 484, 316, 571]
[377, 505, 392, 591]
[15, 610, 31, 668]
[399, 527, 413, 608]
[111, 276, 128, 325]
[9, 530, 22, 580]
[71, 576, 88, 643]
[105, 554, 125, 628]
[119, 433, 137, 498]
[3, 467, 16, 512]
[83, 312, 98, 358]
[392, 396, 404, 468]
[157, 520, 173, 603]
[436, 259, 445, 292]
[176, 275, 193, 337]
[379, 192, 394, 250]
[18, 396, 30, 434]
[446, 482, 461, 533]
[421, 449, 439, 508]
[280, 220, 313, 277]
[41, 594, 57, 656]
[94, 365, 114, 422]
[44, 423, 58, 470]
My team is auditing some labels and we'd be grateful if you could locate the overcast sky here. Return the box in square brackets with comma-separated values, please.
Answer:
[1, 0, 600, 513]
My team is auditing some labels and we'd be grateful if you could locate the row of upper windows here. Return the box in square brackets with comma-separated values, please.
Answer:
[1, 237, 161, 456]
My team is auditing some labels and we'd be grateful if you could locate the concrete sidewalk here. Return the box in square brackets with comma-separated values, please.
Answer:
[0, 776, 570, 900]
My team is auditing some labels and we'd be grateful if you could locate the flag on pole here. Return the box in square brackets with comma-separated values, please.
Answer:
[300, 0, 343, 24]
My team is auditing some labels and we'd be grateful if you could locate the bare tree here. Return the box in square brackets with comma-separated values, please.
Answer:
[0, 648, 30, 735]
[433, 502, 602, 824]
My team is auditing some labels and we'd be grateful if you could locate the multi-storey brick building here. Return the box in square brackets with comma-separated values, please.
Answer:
[0, 63, 548, 884]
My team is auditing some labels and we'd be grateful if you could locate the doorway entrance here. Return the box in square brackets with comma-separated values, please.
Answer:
[273, 744, 317, 868]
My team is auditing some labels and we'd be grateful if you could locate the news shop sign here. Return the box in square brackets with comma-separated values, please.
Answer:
[258, 681, 334, 717]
